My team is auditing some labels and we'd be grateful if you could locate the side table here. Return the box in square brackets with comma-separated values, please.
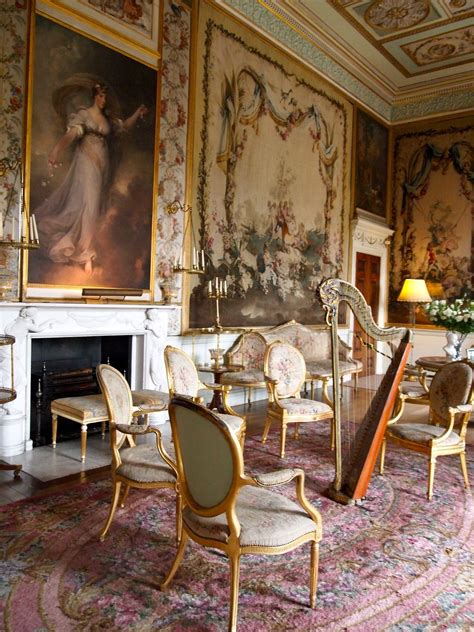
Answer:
[196, 364, 243, 412]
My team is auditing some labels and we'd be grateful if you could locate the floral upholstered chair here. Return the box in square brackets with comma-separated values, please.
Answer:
[97, 364, 180, 541]
[380, 360, 473, 500]
[262, 341, 334, 458]
[221, 331, 267, 406]
[164, 345, 246, 447]
[161, 396, 322, 632]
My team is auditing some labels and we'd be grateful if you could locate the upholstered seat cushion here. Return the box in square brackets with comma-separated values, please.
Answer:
[131, 390, 168, 408]
[305, 359, 361, 378]
[117, 444, 176, 483]
[387, 423, 462, 447]
[182, 485, 317, 547]
[278, 398, 332, 416]
[51, 394, 108, 420]
[220, 369, 265, 386]
[399, 381, 428, 399]
[217, 413, 245, 434]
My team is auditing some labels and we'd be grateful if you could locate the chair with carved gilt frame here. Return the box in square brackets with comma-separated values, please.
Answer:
[164, 345, 246, 447]
[262, 341, 334, 458]
[380, 360, 473, 500]
[161, 396, 322, 632]
[97, 364, 180, 541]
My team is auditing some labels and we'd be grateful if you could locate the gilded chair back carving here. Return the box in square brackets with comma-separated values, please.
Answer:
[97, 363, 134, 449]
[164, 345, 200, 398]
[171, 399, 241, 514]
[429, 361, 472, 423]
[265, 341, 306, 399]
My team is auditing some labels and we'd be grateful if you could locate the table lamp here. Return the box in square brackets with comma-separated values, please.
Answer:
[397, 278, 432, 329]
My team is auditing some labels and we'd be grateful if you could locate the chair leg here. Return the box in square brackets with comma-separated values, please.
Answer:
[310, 540, 319, 608]
[379, 438, 387, 475]
[261, 417, 272, 444]
[427, 455, 437, 500]
[280, 422, 287, 459]
[175, 491, 182, 544]
[354, 372, 358, 391]
[52, 414, 58, 448]
[120, 484, 131, 508]
[229, 552, 241, 632]
[294, 423, 300, 439]
[459, 452, 470, 489]
[80, 423, 87, 462]
[100, 481, 122, 541]
[101, 419, 106, 438]
[330, 419, 335, 451]
[161, 530, 189, 590]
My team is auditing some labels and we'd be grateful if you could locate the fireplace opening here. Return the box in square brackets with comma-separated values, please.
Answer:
[30, 336, 132, 447]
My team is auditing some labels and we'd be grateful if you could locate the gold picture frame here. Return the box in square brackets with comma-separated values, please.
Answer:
[23, 6, 159, 302]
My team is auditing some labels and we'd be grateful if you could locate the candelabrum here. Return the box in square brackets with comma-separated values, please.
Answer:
[207, 277, 228, 366]
[165, 200, 205, 275]
[0, 158, 40, 251]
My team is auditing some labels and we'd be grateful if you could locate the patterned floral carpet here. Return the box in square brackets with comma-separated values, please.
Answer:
[1, 425, 472, 631]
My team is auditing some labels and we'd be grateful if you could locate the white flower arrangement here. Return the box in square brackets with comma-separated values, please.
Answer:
[424, 297, 474, 335]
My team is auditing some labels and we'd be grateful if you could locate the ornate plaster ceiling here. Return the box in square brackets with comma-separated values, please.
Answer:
[221, 0, 474, 121]
[268, 0, 474, 115]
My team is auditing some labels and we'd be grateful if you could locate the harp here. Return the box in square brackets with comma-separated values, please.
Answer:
[318, 278, 412, 505]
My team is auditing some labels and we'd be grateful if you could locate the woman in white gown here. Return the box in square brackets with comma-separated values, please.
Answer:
[37, 83, 147, 274]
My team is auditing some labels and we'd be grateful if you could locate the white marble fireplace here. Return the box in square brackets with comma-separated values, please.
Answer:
[0, 303, 181, 456]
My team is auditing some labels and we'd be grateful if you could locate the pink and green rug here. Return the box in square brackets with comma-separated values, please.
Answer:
[1, 426, 473, 630]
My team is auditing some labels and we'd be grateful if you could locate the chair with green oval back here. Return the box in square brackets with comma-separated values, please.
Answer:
[262, 341, 334, 458]
[380, 360, 473, 500]
[164, 345, 246, 448]
[161, 396, 322, 632]
[96, 364, 180, 541]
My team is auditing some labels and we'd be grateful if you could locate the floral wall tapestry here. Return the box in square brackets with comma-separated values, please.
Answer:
[188, 2, 351, 329]
[155, 0, 191, 302]
[389, 120, 473, 325]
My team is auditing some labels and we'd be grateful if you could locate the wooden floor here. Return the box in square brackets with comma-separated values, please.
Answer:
[0, 384, 470, 506]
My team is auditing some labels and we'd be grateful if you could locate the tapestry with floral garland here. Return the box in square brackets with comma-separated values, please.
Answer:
[389, 121, 473, 326]
[188, 1, 351, 329]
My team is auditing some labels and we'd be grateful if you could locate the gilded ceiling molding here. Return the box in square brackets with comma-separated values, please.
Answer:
[220, 0, 392, 120]
[392, 89, 474, 121]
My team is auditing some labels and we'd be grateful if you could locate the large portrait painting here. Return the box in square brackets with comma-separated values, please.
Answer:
[188, 2, 351, 329]
[388, 122, 473, 325]
[354, 108, 389, 219]
[25, 12, 158, 299]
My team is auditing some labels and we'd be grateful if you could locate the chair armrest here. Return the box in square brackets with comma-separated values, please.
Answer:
[264, 375, 278, 386]
[202, 382, 232, 393]
[337, 336, 353, 361]
[252, 468, 304, 487]
[452, 404, 472, 414]
[116, 422, 150, 434]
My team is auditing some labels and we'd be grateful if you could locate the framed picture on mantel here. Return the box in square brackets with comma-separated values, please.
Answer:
[23, 9, 158, 302]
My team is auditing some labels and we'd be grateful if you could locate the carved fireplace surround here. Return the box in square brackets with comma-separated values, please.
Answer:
[0, 303, 180, 457]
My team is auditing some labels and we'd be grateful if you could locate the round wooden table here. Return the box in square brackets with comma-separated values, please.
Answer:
[415, 355, 451, 372]
[196, 364, 243, 412]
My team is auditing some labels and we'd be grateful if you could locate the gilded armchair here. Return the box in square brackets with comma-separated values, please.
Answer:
[262, 341, 334, 458]
[97, 364, 180, 541]
[380, 360, 473, 500]
[164, 345, 246, 447]
[161, 396, 322, 632]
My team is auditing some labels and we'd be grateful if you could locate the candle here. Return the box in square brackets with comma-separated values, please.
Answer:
[29, 216, 34, 242]
[11, 218, 15, 241]
[223, 279, 227, 295]
[214, 277, 218, 292]
[32, 214, 39, 242]
[21, 211, 27, 240]
[200, 249, 205, 269]
[208, 280, 212, 294]
[193, 247, 196, 268]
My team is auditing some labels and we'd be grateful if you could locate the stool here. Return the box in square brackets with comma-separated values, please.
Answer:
[51, 394, 108, 463]
[51, 390, 169, 462]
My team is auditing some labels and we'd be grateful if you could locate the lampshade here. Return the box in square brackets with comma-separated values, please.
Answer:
[397, 279, 432, 303]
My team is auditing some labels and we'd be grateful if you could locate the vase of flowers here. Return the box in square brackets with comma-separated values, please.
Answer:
[424, 297, 474, 360]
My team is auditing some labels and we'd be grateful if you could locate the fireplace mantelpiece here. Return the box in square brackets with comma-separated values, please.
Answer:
[0, 303, 180, 456]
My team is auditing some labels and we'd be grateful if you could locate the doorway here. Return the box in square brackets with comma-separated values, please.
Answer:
[353, 252, 381, 376]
